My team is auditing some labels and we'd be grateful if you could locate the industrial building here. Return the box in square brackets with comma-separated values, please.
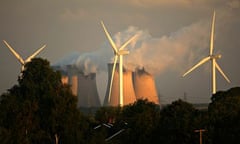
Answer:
[104, 63, 136, 106]
[104, 63, 160, 106]
[53, 63, 160, 107]
[52, 65, 101, 108]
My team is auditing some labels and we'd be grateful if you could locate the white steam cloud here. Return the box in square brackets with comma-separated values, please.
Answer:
[117, 21, 209, 75]
[56, 20, 210, 76]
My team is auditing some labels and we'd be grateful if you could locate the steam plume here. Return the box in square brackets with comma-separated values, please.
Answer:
[56, 20, 210, 76]
[117, 21, 210, 75]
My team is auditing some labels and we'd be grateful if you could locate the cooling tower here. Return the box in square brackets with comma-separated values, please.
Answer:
[51, 65, 69, 84]
[66, 65, 78, 96]
[61, 75, 69, 84]
[104, 63, 136, 106]
[133, 68, 160, 104]
[77, 73, 101, 108]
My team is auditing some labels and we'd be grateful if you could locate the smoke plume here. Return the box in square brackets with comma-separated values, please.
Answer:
[117, 21, 210, 75]
[55, 20, 210, 76]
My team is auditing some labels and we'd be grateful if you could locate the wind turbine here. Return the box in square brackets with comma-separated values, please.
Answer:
[182, 11, 230, 95]
[101, 21, 138, 106]
[3, 40, 46, 73]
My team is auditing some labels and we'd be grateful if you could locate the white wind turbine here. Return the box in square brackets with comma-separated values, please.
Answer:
[182, 11, 230, 95]
[101, 21, 138, 106]
[3, 40, 46, 73]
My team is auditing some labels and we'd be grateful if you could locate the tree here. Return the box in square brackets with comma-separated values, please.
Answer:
[95, 106, 121, 124]
[89, 106, 122, 144]
[155, 99, 198, 144]
[118, 99, 160, 144]
[208, 87, 240, 144]
[91, 99, 161, 144]
[0, 58, 87, 144]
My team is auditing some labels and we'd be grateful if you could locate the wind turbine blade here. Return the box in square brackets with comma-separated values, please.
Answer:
[108, 55, 118, 103]
[215, 61, 230, 83]
[3, 40, 25, 65]
[210, 10, 216, 55]
[25, 44, 46, 63]
[119, 34, 138, 51]
[101, 21, 118, 54]
[182, 56, 211, 77]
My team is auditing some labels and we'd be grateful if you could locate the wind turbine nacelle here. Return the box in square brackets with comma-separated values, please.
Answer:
[214, 54, 222, 59]
[118, 50, 129, 55]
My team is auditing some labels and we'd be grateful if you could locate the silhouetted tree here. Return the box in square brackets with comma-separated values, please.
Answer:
[208, 87, 240, 144]
[95, 106, 121, 124]
[155, 99, 198, 144]
[88, 106, 121, 144]
[117, 99, 160, 144]
[0, 58, 87, 144]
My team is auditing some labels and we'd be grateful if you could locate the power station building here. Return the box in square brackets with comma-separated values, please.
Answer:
[77, 72, 101, 107]
[133, 68, 159, 104]
[52, 65, 101, 108]
[104, 63, 136, 106]
[104, 63, 160, 106]
[53, 63, 160, 107]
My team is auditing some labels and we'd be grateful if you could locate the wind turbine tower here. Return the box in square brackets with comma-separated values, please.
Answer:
[182, 11, 230, 95]
[104, 63, 136, 106]
[3, 40, 46, 73]
[101, 21, 138, 106]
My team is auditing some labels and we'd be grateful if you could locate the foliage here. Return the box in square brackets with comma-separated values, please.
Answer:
[95, 106, 121, 123]
[155, 99, 198, 144]
[208, 87, 240, 144]
[1, 58, 240, 144]
[90, 99, 161, 144]
[0, 58, 87, 144]
[117, 99, 160, 144]
[90, 106, 122, 144]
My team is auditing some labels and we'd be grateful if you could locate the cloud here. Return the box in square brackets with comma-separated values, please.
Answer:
[74, 49, 111, 74]
[54, 18, 211, 77]
[114, 21, 209, 75]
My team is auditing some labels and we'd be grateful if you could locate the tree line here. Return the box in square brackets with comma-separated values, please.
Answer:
[0, 58, 240, 144]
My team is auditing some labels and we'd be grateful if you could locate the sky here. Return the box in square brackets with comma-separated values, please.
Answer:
[0, 0, 239, 104]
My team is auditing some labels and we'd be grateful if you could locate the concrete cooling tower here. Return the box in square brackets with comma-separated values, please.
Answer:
[104, 63, 136, 106]
[61, 75, 69, 84]
[77, 73, 101, 108]
[133, 68, 160, 104]
[52, 65, 101, 108]
[51, 65, 69, 84]
[66, 65, 78, 96]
